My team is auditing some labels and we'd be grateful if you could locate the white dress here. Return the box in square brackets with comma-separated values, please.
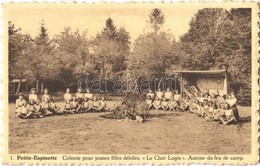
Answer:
[29, 94, 38, 102]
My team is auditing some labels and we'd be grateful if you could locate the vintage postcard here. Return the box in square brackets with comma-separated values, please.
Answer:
[2, 2, 259, 164]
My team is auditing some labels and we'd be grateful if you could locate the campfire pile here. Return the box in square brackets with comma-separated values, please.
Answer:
[101, 74, 151, 121]
[101, 91, 149, 122]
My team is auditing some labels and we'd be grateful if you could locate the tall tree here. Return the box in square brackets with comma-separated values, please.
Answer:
[148, 8, 165, 35]
[27, 20, 55, 93]
[128, 8, 179, 81]
[54, 27, 94, 87]
[8, 22, 33, 93]
[92, 18, 130, 79]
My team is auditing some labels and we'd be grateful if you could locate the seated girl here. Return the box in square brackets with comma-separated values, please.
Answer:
[15, 93, 27, 118]
[71, 96, 81, 113]
[152, 97, 161, 110]
[146, 89, 155, 100]
[26, 99, 42, 118]
[82, 98, 91, 112]
[97, 97, 110, 112]
[49, 97, 61, 115]
[34, 99, 44, 117]
[219, 102, 238, 125]
[88, 98, 94, 112]
[206, 101, 215, 119]
[168, 98, 178, 111]
[212, 107, 221, 121]
[161, 98, 169, 111]
[196, 102, 205, 117]
[188, 99, 198, 113]
[91, 96, 100, 112]
[42, 97, 59, 115]
[145, 96, 153, 110]
[41, 97, 51, 115]
[203, 99, 211, 118]
[63, 99, 73, 114]
[212, 102, 225, 122]
[179, 99, 189, 112]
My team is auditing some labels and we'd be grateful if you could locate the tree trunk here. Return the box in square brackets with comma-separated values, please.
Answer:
[15, 79, 21, 94]
[36, 80, 39, 93]
[41, 82, 44, 94]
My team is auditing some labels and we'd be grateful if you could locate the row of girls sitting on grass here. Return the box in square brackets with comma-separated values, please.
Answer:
[15, 88, 110, 119]
[144, 88, 239, 125]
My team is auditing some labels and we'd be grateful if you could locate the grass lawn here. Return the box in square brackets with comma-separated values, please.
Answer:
[8, 100, 251, 154]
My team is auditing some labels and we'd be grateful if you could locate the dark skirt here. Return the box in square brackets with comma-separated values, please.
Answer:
[231, 105, 240, 122]
[77, 99, 83, 105]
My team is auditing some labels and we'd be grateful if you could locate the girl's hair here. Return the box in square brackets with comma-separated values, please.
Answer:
[50, 97, 55, 102]
[212, 101, 217, 109]
[223, 95, 227, 100]
[230, 92, 236, 99]
[203, 99, 208, 104]
[224, 102, 230, 109]
[219, 103, 225, 109]
[29, 99, 35, 104]
[204, 93, 209, 98]
[30, 88, 36, 94]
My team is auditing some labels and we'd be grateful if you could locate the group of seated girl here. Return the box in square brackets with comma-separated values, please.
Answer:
[15, 88, 110, 119]
[63, 88, 110, 114]
[144, 88, 239, 125]
[187, 92, 239, 125]
[144, 88, 181, 111]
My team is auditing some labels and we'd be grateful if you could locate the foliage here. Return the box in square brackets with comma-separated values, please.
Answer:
[8, 8, 252, 105]
[53, 27, 94, 87]
[127, 8, 180, 79]
[92, 18, 131, 79]
[179, 8, 251, 105]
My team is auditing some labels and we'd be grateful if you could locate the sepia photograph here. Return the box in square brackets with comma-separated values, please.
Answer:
[3, 2, 259, 164]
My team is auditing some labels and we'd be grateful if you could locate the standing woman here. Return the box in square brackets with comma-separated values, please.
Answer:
[85, 89, 94, 101]
[227, 92, 240, 122]
[29, 88, 38, 102]
[164, 88, 173, 101]
[64, 88, 72, 102]
[76, 88, 84, 106]
[156, 88, 164, 100]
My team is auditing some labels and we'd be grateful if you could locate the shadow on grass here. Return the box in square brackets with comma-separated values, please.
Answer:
[99, 111, 181, 120]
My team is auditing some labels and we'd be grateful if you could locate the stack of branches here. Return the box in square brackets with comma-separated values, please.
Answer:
[100, 74, 150, 121]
